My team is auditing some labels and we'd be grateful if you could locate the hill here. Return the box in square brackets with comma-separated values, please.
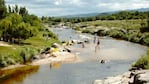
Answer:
[62, 8, 149, 18]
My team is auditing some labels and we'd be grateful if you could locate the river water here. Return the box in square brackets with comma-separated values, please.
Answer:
[0, 28, 147, 84]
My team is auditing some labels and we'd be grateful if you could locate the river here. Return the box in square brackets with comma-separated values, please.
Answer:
[0, 28, 147, 84]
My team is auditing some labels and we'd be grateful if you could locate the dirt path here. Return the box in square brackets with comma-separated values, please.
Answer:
[0, 41, 11, 47]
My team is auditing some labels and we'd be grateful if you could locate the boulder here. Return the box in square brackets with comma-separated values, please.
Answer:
[133, 70, 149, 84]
[52, 43, 61, 48]
[93, 70, 149, 84]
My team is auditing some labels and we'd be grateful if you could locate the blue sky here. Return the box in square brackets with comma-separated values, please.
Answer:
[5, 0, 149, 17]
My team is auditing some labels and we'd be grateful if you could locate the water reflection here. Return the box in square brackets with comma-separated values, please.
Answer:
[49, 62, 61, 70]
[0, 65, 39, 84]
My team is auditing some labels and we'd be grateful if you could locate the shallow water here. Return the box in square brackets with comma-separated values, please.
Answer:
[0, 28, 147, 84]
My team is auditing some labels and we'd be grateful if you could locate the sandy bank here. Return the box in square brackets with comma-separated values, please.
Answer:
[32, 51, 79, 65]
[1, 51, 79, 70]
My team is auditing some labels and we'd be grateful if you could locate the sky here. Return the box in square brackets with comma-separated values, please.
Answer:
[5, 0, 149, 17]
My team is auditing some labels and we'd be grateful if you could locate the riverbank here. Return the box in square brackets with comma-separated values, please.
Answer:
[1, 51, 78, 70]
[93, 70, 149, 84]
[32, 51, 79, 65]
[72, 20, 149, 46]
[0, 41, 79, 70]
[0, 23, 60, 68]
[0, 43, 79, 83]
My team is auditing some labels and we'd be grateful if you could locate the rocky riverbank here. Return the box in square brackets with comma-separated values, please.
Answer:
[1, 43, 79, 70]
[93, 70, 149, 84]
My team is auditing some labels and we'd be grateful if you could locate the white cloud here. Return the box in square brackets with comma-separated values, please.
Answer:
[5, 0, 149, 16]
[54, 0, 62, 5]
[69, 0, 86, 6]
[132, 3, 149, 9]
[97, 1, 149, 12]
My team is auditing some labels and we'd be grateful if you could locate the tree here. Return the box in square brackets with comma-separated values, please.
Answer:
[8, 5, 12, 13]
[15, 5, 19, 14]
[6, 13, 22, 24]
[0, 0, 7, 19]
[19, 7, 28, 16]
[15, 22, 32, 40]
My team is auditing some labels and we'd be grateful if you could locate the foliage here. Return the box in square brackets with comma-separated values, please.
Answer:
[82, 29, 94, 34]
[43, 11, 149, 24]
[132, 50, 149, 69]
[47, 30, 58, 40]
[74, 27, 81, 31]
[0, 1, 60, 68]
[0, 0, 7, 19]
[0, 5, 41, 43]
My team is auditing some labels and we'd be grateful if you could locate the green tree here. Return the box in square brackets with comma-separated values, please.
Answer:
[8, 5, 12, 13]
[16, 22, 33, 40]
[19, 7, 28, 16]
[0, 0, 7, 19]
[14, 5, 19, 14]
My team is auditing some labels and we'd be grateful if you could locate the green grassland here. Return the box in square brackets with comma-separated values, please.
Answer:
[74, 19, 149, 46]
[132, 50, 149, 69]
[85, 19, 147, 30]
[0, 28, 60, 68]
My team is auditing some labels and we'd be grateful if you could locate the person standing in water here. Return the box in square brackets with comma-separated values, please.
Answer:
[95, 37, 100, 52]
[97, 37, 100, 48]
[82, 42, 85, 48]
[93, 34, 97, 44]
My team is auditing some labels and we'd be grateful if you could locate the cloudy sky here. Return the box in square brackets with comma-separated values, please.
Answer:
[5, 0, 149, 17]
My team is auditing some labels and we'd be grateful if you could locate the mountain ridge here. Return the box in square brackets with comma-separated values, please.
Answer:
[61, 7, 149, 18]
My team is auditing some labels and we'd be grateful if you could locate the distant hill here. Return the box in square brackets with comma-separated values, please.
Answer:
[131, 8, 149, 12]
[61, 13, 99, 18]
[61, 7, 149, 18]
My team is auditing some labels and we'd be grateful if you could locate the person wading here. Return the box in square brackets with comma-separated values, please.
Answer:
[95, 37, 100, 52]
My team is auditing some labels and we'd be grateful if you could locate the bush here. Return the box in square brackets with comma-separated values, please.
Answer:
[48, 31, 58, 40]
[74, 27, 81, 31]
[82, 29, 93, 34]
[20, 47, 38, 63]
[107, 29, 125, 38]
[143, 37, 149, 46]
[132, 50, 149, 69]
[0, 54, 20, 67]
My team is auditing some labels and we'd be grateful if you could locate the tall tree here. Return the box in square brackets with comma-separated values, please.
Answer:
[8, 5, 12, 13]
[19, 7, 28, 16]
[0, 0, 7, 19]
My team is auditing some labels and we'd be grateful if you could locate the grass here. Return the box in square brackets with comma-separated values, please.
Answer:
[0, 27, 60, 67]
[74, 19, 149, 46]
[83, 19, 147, 30]
[23, 32, 60, 48]
[132, 49, 149, 69]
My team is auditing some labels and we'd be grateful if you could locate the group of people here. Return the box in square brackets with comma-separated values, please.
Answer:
[81, 33, 100, 52]
[80, 34, 106, 64]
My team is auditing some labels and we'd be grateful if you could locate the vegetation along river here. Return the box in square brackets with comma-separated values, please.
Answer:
[1, 28, 147, 84]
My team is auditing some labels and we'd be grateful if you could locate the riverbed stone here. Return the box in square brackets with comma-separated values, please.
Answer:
[93, 70, 149, 84]
[133, 70, 149, 84]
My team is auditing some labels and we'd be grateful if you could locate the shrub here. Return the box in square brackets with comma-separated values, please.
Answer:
[20, 47, 38, 63]
[132, 50, 149, 69]
[48, 31, 58, 40]
[108, 29, 124, 38]
[82, 29, 93, 34]
[74, 27, 81, 31]
[143, 37, 149, 46]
